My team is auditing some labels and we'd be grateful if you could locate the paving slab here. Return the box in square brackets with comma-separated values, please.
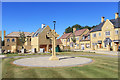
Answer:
[13, 56, 93, 67]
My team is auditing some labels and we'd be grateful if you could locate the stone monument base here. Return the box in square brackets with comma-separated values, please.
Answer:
[49, 56, 59, 60]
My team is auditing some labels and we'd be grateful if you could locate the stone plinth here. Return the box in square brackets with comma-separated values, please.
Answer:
[49, 56, 59, 60]
[107, 45, 110, 51]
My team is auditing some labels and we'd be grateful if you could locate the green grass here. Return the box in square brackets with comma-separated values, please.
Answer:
[2, 52, 118, 78]
[2, 51, 113, 57]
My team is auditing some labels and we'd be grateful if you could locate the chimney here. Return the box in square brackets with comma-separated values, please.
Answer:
[4, 30, 6, 40]
[64, 32, 66, 34]
[41, 24, 45, 28]
[101, 16, 105, 23]
[73, 28, 76, 33]
[115, 13, 119, 19]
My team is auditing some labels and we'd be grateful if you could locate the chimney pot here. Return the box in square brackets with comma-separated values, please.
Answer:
[41, 24, 45, 28]
[101, 16, 105, 23]
[73, 28, 76, 33]
[4, 30, 6, 40]
[115, 13, 119, 19]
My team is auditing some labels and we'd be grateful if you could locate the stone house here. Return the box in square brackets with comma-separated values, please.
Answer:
[0, 31, 1, 49]
[60, 28, 89, 50]
[31, 25, 61, 53]
[2, 31, 34, 53]
[90, 13, 120, 51]
[59, 32, 72, 49]
[79, 29, 93, 50]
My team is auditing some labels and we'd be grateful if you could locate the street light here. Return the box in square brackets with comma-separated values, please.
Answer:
[53, 21, 56, 30]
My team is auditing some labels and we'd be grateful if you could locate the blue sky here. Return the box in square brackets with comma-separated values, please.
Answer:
[2, 2, 118, 38]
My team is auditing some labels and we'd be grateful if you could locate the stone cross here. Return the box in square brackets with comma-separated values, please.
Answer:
[47, 29, 59, 60]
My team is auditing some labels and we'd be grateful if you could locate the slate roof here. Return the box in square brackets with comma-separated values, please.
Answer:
[91, 21, 105, 32]
[91, 18, 120, 32]
[110, 18, 120, 28]
[32, 27, 45, 37]
[80, 28, 94, 41]
[28, 32, 34, 36]
[6, 32, 31, 37]
[59, 33, 72, 39]
[70, 28, 88, 37]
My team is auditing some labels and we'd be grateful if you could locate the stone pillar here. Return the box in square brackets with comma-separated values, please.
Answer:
[107, 45, 110, 51]
[113, 43, 117, 51]
[84, 43, 86, 50]
[47, 44, 49, 52]
[95, 45, 98, 50]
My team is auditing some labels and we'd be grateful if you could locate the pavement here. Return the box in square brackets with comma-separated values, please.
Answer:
[13, 56, 93, 67]
[74, 49, 119, 55]
[0, 55, 6, 58]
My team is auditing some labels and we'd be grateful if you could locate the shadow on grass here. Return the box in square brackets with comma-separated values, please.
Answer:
[59, 57, 75, 60]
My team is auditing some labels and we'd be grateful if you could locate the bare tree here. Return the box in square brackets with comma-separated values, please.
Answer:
[19, 31, 26, 49]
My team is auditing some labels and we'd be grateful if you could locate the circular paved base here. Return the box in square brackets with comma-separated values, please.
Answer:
[13, 56, 93, 67]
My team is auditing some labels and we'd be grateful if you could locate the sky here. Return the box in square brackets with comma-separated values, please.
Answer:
[2, 2, 119, 39]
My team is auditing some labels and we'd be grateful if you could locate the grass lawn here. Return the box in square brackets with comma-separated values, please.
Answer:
[1, 51, 112, 57]
[2, 52, 118, 78]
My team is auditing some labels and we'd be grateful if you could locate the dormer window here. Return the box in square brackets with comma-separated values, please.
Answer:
[67, 38, 70, 42]
[76, 37, 79, 40]
[82, 36, 85, 40]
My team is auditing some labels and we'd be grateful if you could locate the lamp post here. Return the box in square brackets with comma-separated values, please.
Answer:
[53, 21, 56, 30]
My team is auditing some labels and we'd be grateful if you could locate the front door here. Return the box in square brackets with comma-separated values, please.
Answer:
[100, 44, 102, 48]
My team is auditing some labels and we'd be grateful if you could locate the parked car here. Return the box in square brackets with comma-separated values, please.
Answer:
[118, 46, 120, 51]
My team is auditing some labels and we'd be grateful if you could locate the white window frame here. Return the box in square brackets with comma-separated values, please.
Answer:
[82, 36, 85, 40]
[105, 31, 110, 36]
[76, 37, 79, 41]
[115, 30, 118, 35]
[99, 32, 101, 36]
[92, 33, 96, 37]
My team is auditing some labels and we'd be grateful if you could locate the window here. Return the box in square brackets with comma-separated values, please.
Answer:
[86, 43, 90, 48]
[115, 30, 118, 34]
[99, 32, 101, 36]
[92, 34, 96, 37]
[76, 37, 79, 40]
[104, 43, 107, 47]
[67, 38, 70, 42]
[30, 38, 31, 41]
[82, 36, 85, 40]
[77, 44, 79, 47]
[12, 39, 15, 42]
[70, 44, 73, 47]
[7, 39, 10, 42]
[105, 31, 110, 36]
[64, 40, 65, 42]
